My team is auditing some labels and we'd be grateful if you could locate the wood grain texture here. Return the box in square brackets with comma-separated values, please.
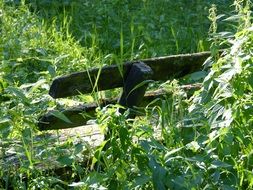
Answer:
[49, 51, 211, 98]
[39, 84, 201, 130]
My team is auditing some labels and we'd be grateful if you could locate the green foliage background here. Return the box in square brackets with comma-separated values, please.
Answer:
[1, 0, 253, 189]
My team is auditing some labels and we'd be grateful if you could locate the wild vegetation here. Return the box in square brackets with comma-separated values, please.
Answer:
[1, 0, 253, 189]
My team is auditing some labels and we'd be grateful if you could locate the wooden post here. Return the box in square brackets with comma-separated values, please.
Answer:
[118, 62, 153, 117]
[102, 62, 153, 147]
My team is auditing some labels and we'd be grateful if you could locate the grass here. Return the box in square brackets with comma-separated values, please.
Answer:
[1, 0, 253, 189]
[30, 0, 233, 58]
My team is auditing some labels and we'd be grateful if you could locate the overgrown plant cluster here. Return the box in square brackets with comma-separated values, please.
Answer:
[1, 0, 253, 189]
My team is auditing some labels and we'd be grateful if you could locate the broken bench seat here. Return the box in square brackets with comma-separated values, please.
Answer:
[38, 51, 212, 130]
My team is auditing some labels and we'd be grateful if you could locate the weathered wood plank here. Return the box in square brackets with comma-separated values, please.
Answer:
[38, 100, 114, 131]
[39, 84, 201, 130]
[0, 125, 104, 173]
[49, 51, 211, 98]
[49, 64, 131, 98]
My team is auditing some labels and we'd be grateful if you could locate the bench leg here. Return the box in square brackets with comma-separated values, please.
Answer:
[118, 61, 153, 117]
[103, 61, 153, 149]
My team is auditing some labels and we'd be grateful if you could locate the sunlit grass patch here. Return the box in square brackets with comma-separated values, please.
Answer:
[2, 0, 253, 189]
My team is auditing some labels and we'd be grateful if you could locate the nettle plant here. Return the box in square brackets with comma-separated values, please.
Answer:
[190, 0, 253, 141]
[79, 1, 253, 189]
[189, 0, 253, 188]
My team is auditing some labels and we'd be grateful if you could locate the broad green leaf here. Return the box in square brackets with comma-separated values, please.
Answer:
[57, 155, 73, 166]
[164, 147, 183, 160]
[127, 80, 153, 99]
[190, 71, 207, 81]
[74, 143, 83, 154]
[51, 110, 72, 124]
[28, 79, 47, 95]
[0, 118, 12, 138]
[48, 65, 56, 77]
[119, 127, 130, 152]
[223, 15, 241, 22]
[149, 156, 167, 190]
[208, 160, 231, 169]
[133, 174, 151, 188]
[22, 127, 32, 140]
[91, 140, 108, 169]
[6, 86, 29, 103]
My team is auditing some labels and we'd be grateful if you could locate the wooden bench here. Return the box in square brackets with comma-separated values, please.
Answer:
[38, 51, 213, 130]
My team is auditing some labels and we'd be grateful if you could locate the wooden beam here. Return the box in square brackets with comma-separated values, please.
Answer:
[38, 84, 201, 130]
[49, 51, 211, 98]
[118, 62, 153, 117]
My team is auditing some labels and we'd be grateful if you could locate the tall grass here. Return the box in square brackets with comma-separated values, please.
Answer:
[28, 0, 233, 58]
[1, 0, 253, 189]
